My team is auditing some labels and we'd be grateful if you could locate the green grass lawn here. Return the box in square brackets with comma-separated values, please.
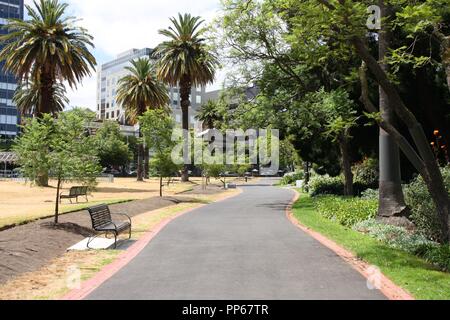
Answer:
[292, 193, 450, 300]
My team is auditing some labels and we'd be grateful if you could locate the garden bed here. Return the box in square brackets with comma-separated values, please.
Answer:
[292, 194, 450, 300]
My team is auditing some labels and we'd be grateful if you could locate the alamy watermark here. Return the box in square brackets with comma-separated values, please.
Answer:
[367, 5, 381, 30]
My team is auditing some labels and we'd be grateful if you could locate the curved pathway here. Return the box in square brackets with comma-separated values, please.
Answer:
[87, 178, 385, 300]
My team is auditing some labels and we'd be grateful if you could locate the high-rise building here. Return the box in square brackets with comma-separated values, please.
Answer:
[96, 48, 205, 129]
[0, 0, 24, 138]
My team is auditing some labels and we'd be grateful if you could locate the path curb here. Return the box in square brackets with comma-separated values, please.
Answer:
[61, 189, 242, 300]
[285, 190, 415, 301]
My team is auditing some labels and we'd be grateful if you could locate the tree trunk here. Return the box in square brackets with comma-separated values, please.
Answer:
[339, 134, 353, 196]
[160, 176, 163, 197]
[54, 178, 61, 224]
[179, 75, 192, 182]
[378, 0, 409, 218]
[36, 172, 49, 187]
[355, 40, 450, 242]
[304, 161, 311, 192]
[144, 146, 150, 179]
[37, 69, 55, 117]
[137, 143, 144, 182]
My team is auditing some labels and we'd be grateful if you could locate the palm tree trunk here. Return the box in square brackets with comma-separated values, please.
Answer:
[180, 75, 191, 182]
[378, 0, 408, 217]
[38, 69, 55, 118]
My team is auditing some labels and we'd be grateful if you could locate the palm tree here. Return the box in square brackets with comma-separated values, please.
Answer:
[196, 100, 223, 130]
[14, 79, 68, 117]
[0, 0, 96, 117]
[154, 13, 219, 182]
[116, 57, 169, 182]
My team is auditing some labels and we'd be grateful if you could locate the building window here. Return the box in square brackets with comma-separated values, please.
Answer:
[196, 95, 202, 104]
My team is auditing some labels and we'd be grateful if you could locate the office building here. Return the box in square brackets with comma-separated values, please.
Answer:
[96, 48, 206, 129]
[0, 0, 24, 138]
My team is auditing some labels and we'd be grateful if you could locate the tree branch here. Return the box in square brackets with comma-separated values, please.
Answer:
[359, 63, 426, 173]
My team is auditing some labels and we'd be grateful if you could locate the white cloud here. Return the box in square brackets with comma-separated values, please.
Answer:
[24, 0, 224, 110]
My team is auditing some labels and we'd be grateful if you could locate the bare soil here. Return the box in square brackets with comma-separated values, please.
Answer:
[0, 185, 223, 285]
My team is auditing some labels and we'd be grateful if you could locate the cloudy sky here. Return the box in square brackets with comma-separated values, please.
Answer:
[23, 0, 225, 110]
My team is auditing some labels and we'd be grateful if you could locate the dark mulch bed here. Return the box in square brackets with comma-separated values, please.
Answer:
[0, 186, 223, 285]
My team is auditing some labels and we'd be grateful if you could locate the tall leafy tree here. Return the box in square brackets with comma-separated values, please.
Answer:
[116, 57, 169, 182]
[13, 113, 100, 223]
[0, 0, 96, 117]
[154, 13, 220, 181]
[140, 109, 181, 197]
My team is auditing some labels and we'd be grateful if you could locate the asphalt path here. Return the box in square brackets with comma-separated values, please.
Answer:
[87, 178, 385, 300]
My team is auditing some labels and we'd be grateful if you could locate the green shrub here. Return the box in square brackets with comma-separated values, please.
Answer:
[404, 167, 450, 242]
[418, 244, 450, 272]
[314, 196, 378, 227]
[354, 220, 435, 254]
[280, 171, 304, 186]
[309, 175, 344, 196]
[353, 157, 379, 188]
[354, 219, 450, 272]
[361, 188, 379, 200]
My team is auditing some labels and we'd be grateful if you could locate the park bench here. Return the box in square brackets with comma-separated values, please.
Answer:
[59, 186, 89, 203]
[87, 204, 132, 249]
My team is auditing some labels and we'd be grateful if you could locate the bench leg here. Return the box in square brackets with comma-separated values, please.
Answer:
[87, 233, 100, 250]
[114, 232, 118, 249]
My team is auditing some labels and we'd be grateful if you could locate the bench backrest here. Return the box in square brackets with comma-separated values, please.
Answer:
[88, 204, 112, 230]
[79, 186, 88, 195]
[70, 186, 88, 196]
[69, 187, 80, 196]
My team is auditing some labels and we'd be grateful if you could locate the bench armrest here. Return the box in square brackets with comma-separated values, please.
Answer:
[112, 213, 132, 225]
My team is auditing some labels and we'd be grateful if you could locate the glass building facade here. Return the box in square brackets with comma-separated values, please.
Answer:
[0, 0, 23, 138]
[97, 48, 205, 129]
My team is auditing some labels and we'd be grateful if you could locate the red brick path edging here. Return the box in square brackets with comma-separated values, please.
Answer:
[61, 190, 242, 300]
[285, 190, 415, 301]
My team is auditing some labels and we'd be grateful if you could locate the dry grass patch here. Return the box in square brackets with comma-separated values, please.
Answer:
[0, 188, 240, 300]
[0, 177, 204, 229]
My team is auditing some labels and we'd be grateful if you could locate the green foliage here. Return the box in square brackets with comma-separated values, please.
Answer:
[50, 111, 100, 188]
[417, 244, 450, 272]
[196, 100, 224, 130]
[354, 219, 436, 254]
[13, 80, 68, 116]
[353, 157, 379, 187]
[154, 13, 219, 88]
[140, 109, 181, 194]
[361, 188, 379, 200]
[314, 196, 378, 227]
[354, 219, 450, 272]
[116, 58, 169, 124]
[0, 0, 96, 116]
[13, 112, 101, 221]
[94, 121, 131, 168]
[404, 167, 450, 242]
[309, 175, 345, 197]
[13, 115, 55, 184]
[280, 172, 305, 186]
